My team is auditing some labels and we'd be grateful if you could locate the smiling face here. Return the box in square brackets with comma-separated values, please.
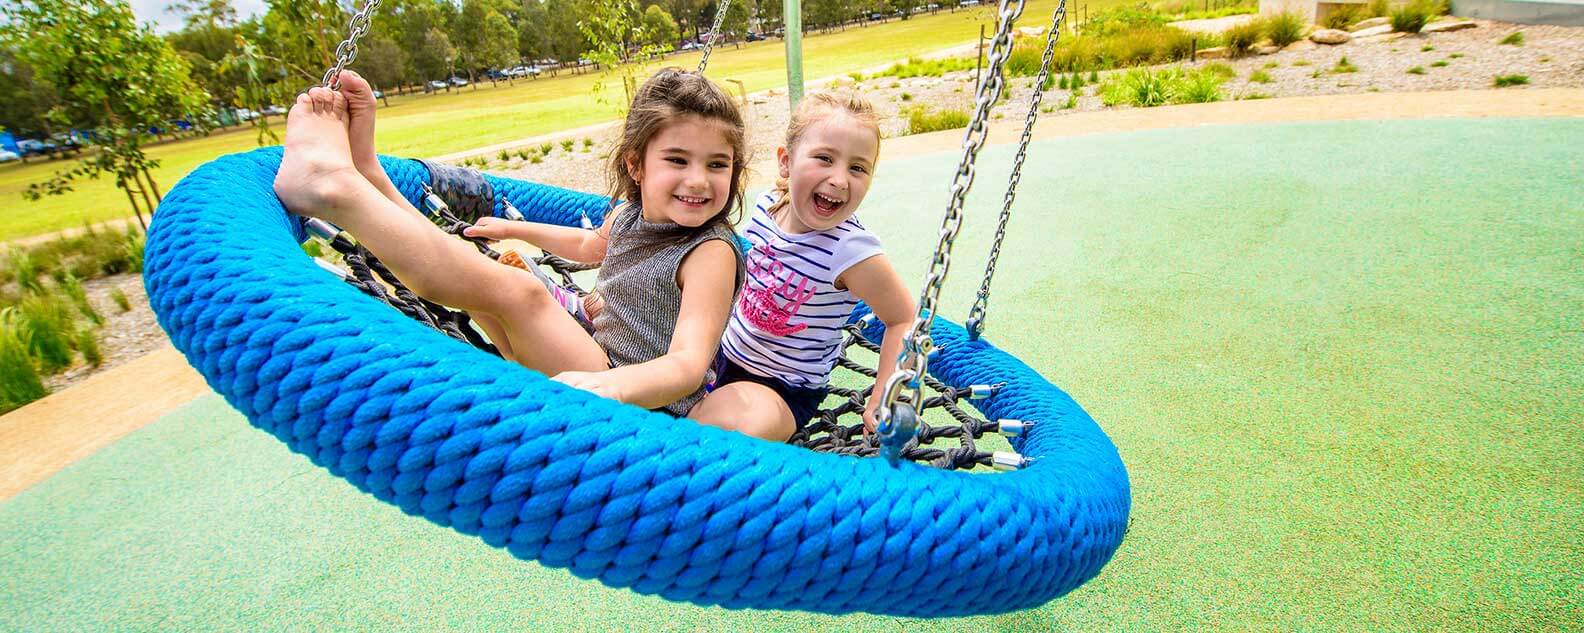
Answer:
[628, 114, 737, 227]
[775, 112, 880, 234]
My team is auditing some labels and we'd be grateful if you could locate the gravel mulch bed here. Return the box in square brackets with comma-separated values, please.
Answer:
[42, 274, 163, 393]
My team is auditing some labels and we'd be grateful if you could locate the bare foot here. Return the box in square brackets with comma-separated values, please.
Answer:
[332, 70, 402, 202]
[273, 87, 365, 223]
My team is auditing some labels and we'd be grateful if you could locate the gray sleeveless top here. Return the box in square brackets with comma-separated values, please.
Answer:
[592, 205, 745, 416]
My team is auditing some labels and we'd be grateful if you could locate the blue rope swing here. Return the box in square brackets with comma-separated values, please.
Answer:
[143, 147, 1131, 616]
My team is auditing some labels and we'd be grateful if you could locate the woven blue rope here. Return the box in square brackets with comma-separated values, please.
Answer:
[144, 147, 1130, 616]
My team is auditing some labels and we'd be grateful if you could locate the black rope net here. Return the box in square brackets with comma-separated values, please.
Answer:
[310, 189, 1015, 471]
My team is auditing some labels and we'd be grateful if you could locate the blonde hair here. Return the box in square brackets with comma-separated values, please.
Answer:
[767, 92, 882, 218]
[606, 68, 748, 233]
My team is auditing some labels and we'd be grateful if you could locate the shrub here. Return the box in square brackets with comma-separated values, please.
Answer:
[582, 137, 594, 149]
[1293, 59, 1312, 67]
[8, 249, 43, 294]
[530, 154, 544, 164]
[1223, 20, 1264, 58]
[1493, 74, 1528, 87]
[871, 56, 977, 79]
[110, 288, 132, 313]
[1249, 69, 1274, 83]
[1390, 1, 1436, 33]
[1070, 71, 1086, 89]
[1406, 66, 1427, 74]
[1326, 4, 1366, 29]
[1240, 92, 1273, 100]
[1421, 45, 1435, 51]
[1062, 90, 1078, 109]
[1175, 70, 1224, 103]
[539, 142, 553, 154]
[1058, 74, 1069, 89]
[1040, 72, 1056, 91]
[1265, 12, 1306, 47]
[498, 150, 511, 161]
[1088, 69, 1099, 83]
[560, 139, 575, 152]
[1333, 56, 1359, 73]
[516, 149, 532, 160]
[1101, 68, 1161, 106]
[18, 294, 74, 373]
[76, 329, 102, 368]
[1368, 0, 1391, 18]
[60, 274, 102, 326]
[903, 106, 970, 135]
[900, 92, 913, 101]
[1431, 59, 1449, 67]
[1499, 31, 1524, 46]
[1204, 62, 1236, 79]
[1449, 52, 1465, 58]
[1005, 41, 1047, 77]
[0, 324, 46, 413]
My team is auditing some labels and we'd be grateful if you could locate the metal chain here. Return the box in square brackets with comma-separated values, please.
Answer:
[321, 0, 383, 90]
[696, 0, 731, 74]
[876, 0, 1028, 466]
[966, 0, 1066, 340]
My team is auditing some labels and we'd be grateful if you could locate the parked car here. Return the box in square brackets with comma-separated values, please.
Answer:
[16, 139, 58, 155]
[449, 76, 469, 87]
[261, 104, 287, 116]
[427, 79, 449, 91]
[745, 31, 765, 42]
[0, 149, 20, 163]
[372, 90, 384, 99]
[679, 41, 701, 51]
[233, 107, 260, 121]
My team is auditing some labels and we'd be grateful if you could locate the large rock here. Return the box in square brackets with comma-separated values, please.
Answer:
[1195, 46, 1228, 59]
[1310, 29, 1352, 45]
[1349, 17, 1391, 31]
[1285, 39, 1318, 52]
[1423, 20, 1478, 33]
[1351, 24, 1394, 38]
[1255, 44, 1281, 55]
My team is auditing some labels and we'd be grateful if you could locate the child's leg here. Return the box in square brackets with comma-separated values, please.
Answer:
[689, 382, 797, 441]
[470, 312, 516, 361]
[334, 70, 409, 209]
[276, 88, 606, 375]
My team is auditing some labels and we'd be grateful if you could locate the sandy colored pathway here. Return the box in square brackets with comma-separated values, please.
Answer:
[3, 87, 1579, 500]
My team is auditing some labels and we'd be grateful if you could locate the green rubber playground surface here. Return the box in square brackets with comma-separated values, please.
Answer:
[4, 118, 1581, 630]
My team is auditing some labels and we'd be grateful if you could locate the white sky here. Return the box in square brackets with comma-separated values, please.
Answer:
[129, 0, 268, 34]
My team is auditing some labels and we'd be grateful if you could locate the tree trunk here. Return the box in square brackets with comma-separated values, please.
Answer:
[122, 184, 148, 232]
[141, 167, 163, 203]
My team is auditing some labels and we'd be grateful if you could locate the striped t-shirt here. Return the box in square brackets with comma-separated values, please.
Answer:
[720, 192, 884, 388]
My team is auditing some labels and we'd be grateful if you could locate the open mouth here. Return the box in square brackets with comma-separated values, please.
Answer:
[812, 192, 846, 216]
[674, 194, 711, 208]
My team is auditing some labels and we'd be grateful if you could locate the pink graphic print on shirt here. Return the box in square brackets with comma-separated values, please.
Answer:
[740, 243, 814, 337]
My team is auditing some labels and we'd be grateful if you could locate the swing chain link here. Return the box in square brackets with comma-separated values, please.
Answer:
[696, 0, 731, 74]
[966, 0, 1066, 339]
[322, 0, 383, 90]
[876, 0, 1028, 466]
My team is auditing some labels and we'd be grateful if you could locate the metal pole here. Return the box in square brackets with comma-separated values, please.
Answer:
[784, 0, 804, 108]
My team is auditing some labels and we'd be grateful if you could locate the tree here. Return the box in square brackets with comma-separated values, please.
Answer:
[474, 11, 519, 84]
[719, 0, 750, 43]
[353, 36, 407, 101]
[259, 0, 346, 84]
[640, 5, 680, 48]
[416, 27, 457, 86]
[3, 0, 211, 231]
[749, 0, 783, 33]
[0, 49, 56, 141]
[167, 0, 238, 30]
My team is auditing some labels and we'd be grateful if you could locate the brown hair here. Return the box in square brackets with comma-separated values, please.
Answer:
[767, 91, 882, 217]
[605, 68, 748, 233]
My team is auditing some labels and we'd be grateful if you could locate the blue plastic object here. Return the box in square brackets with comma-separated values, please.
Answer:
[143, 148, 1130, 616]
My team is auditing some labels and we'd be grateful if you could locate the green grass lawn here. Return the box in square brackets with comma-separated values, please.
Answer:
[2, 118, 1579, 630]
[0, 0, 1097, 242]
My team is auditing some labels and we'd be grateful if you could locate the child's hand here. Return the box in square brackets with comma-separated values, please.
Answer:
[863, 399, 880, 436]
[462, 216, 513, 242]
[552, 369, 624, 401]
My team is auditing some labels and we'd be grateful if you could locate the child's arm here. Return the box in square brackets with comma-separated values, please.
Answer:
[464, 215, 612, 264]
[839, 254, 916, 433]
[551, 239, 737, 409]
